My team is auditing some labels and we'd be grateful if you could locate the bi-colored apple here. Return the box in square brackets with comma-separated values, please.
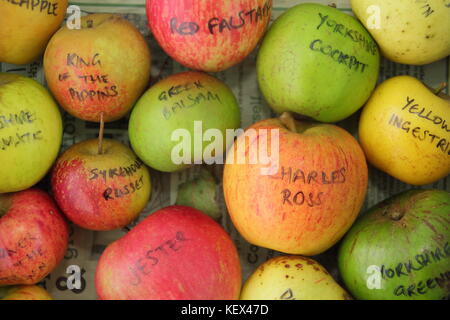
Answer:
[128, 71, 241, 172]
[95, 205, 242, 300]
[359, 75, 450, 185]
[257, 3, 380, 122]
[51, 139, 151, 231]
[0, 285, 53, 300]
[339, 189, 450, 300]
[351, 0, 450, 65]
[0, 189, 69, 286]
[0, 0, 68, 64]
[223, 113, 368, 255]
[146, 0, 272, 72]
[0, 73, 63, 193]
[44, 13, 151, 122]
[241, 255, 351, 300]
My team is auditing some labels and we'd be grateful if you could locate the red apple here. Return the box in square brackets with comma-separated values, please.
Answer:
[95, 205, 242, 300]
[51, 139, 152, 231]
[44, 13, 151, 122]
[223, 113, 368, 255]
[0, 189, 69, 286]
[146, 0, 272, 72]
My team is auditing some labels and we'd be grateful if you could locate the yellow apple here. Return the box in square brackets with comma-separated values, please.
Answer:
[351, 0, 450, 65]
[241, 256, 351, 300]
[44, 13, 151, 122]
[0, 285, 53, 300]
[359, 75, 450, 185]
[0, 0, 68, 65]
[0, 73, 63, 193]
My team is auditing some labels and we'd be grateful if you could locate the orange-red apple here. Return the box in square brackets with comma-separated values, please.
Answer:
[223, 114, 368, 255]
[44, 13, 151, 122]
[0, 285, 53, 300]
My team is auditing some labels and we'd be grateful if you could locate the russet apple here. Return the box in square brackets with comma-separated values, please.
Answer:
[0, 189, 69, 286]
[44, 13, 151, 122]
[223, 114, 368, 255]
[0, 0, 68, 65]
[95, 205, 242, 300]
[51, 138, 152, 231]
[351, 0, 450, 65]
[128, 71, 241, 172]
[257, 3, 380, 122]
[241, 255, 351, 300]
[146, 0, 272, 72]
[338, 189, 450, 300]
[0, 285, 52, 300]
[359, 75, 450, 185]
[0, 73, 63, 193]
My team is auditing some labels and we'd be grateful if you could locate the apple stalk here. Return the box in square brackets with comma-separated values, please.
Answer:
[98, 112, 105, 155]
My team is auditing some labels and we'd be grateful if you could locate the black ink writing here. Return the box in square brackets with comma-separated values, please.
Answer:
[90, 159, 144, 182]
[2, 0, 59, 16]
[102, 175, 145, 201]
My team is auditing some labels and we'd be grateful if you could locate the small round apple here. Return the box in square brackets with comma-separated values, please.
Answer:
[44, 13, 151, 122]
[129, 71, 241, 172]
[223, 113, 368, 255]
[95, 205, 242, 300]
[0, 189, 69, 286]
[0, 73, 63, 193]
[257, 3, 380, 122]
[0, 285, 53, 300]
[0, 0, 68, 64]
[51, 139, 152, 231]
[146, 0, 272, 72]
[359, 76, 450, 185]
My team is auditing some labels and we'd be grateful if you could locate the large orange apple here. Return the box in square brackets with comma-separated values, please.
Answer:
[44, 13, 151, 122]
[146, 0, 272, 72]
[223, 114, 368, 255]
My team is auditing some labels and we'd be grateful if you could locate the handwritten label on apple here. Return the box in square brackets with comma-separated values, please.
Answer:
[4, 0, 60, 16]
[0, 110, 43, 151]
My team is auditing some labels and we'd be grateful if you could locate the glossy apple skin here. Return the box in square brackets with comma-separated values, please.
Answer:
[51, 139, 151, 231]
[0, 285, 52, 300]
[44, 14, 151, 122]
[128, 71, 241, 172]
[95, 205, 242, 300]
[0, 73, 63, 193]
[0, 0, 68, 64]
[257, 3, 379, 122]
[338, 189, 450, 300]
[0, 189, 69, 286]
[223, 118, 368, 255]
[359, 75, 450, 186]
[146, 0, 272, 72]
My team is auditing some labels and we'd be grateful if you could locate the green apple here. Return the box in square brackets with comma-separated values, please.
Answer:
[351, 0, 450, 65]
[338, 189, 450, 300]
[257, 3, 380, 122]
[128, 71, 241, 172]
[0, 73, 63, 193]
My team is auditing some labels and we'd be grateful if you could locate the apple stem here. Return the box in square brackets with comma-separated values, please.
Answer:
[434, 82, 448, 95]
[98, 112, 105, 155]
[390, 211, 404, 221]
[279, 112, 297, 133]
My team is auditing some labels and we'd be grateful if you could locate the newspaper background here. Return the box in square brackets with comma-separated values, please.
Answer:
[0, 0, 448, 300]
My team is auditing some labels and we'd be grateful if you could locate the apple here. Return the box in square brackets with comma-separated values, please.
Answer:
[359, 75, 450, 186]
[44, 13, 151, 122]
[241, 255, 351, 300]
[0, 73, 63, 193]
[95, 205, 242, 300]
[351, 0, 450, 65]
[256, 3, 380, 123]
[128, 71, 241, 172]
[0, 0, 68, 65]
[0, 285, 52, 300]
[0, 189, 69, 286]
[223, 113, 368, 255]
[146, 0, 272, 72]
[51, 138, 152, 231]
[338, 189, 450, 300]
